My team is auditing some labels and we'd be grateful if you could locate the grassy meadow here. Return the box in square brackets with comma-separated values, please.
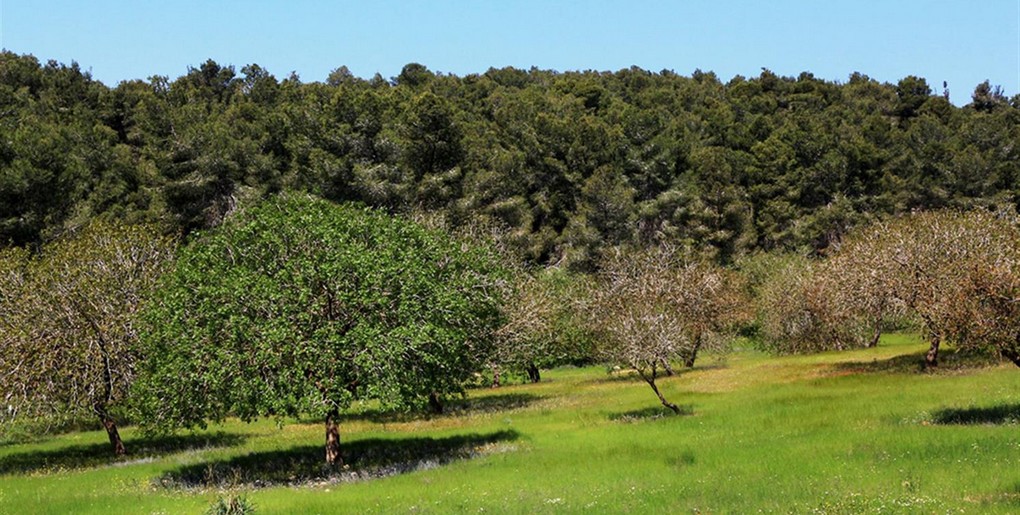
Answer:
[1, 333, 1019, 514]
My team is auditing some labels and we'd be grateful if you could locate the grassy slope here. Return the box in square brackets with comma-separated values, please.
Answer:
[1, 334, 1019, 514]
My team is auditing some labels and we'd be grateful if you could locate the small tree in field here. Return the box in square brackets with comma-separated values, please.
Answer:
[135, 194, 505, 465]
[493, 268, 597, 384]
[931, 211, 1020, 367]
[589, 246, 746, 413]
[757, 251, 904, 355]
[756, 256, 831, 353]
[804, 209, 1020, 367]
[846, 210, 1016, 367]
[493, 270, 557, 383]
[0, 222, 175, 455]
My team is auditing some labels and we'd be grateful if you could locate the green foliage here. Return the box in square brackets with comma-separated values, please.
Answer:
[134, 194, 506, 432]
[206, 494, 256, 515]
[5, 51, 1020, 265]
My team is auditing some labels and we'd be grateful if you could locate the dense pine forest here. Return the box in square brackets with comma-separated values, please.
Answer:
[3, 51, 1018, 267]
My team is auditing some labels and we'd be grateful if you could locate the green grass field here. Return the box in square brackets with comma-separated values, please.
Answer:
[2, 334, 1019, 514]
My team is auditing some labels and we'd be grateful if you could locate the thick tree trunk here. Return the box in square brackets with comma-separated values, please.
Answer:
[95, 405, 126, 456]
[428, 392, 444, 414]
[325, 408, 342, 466]
[925, 334, 941, 368]
[638, 368, 681, 414]
[526, 363, 541, 383]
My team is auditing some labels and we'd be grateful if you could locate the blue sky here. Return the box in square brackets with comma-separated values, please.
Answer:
[2, 1, 1018, 104]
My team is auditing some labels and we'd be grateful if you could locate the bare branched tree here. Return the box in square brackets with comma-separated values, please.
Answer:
[0, 222, 175, 455]
[589, 246, 747, 413]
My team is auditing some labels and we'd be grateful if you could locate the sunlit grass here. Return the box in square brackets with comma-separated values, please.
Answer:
[1, 334, 1018, 513]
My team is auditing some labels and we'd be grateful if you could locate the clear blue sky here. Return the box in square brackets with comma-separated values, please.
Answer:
[2, 1, 1018, 104]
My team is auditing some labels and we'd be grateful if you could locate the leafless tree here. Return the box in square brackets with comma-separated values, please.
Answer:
[0, 222, 175, 455]
[589, 246, 747, 413]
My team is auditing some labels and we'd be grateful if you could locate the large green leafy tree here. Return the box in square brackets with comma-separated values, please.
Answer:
[0, 221, 175, 455]
[135, 194, 505, 465]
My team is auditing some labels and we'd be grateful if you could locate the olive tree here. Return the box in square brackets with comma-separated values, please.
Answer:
[588, 246, 746, 413]
[134, 194, 505, 465]
[0, 222, 175, 455]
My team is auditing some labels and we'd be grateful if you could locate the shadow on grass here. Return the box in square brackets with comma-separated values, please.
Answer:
[609, 405, 693, 422]
[931, 403, 1020, 425]
[830, 348, 1002, 375]
[0, 432, 246, 475]
[332, 393, 540, 424]
[156, 429, 520, 490]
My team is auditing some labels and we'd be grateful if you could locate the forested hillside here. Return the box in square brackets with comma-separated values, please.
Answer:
[2, 52, 1018, 266]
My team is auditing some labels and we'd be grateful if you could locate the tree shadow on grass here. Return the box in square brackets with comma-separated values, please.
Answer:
[0, 432, 246, 475]
[930, 404, 1020, 425]
[156, 429, 520, 490]
[444, 393, 539, 416]
[830, 348, 1002, 375]
[608, 405, 693, 422]
[333, 393, 540, 424]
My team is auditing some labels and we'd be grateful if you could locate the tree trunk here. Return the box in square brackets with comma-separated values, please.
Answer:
[526, 363, 541, 383]
[638, 368, 681, 414]
[491, 367, 501, 388]
[683, 334, 703, 368]
[98, 411, 126, 456]
[325, 407, 342, 466]
[428, 392, 444, 414]
[925, 334, 941, 368]
[1000, 348, 1020, 368]
[660, 358, 674, 376]
[868, 320, 882, 348]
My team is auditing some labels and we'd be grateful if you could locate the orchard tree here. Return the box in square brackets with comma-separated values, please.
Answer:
[588, 246, 746, 413]
[950, 255, 1020, 367]
[909, 210, 1020, 367]
[0, 222, 175, 455]
[819, 209, 1019, 367]
[493, 267, 596, 384]
[493, 270, 557, 384]
[822, 231, 907, 349]
[134, 194, 505, 465]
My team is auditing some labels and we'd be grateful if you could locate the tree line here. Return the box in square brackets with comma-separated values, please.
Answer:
[2, 52, 1019, 266]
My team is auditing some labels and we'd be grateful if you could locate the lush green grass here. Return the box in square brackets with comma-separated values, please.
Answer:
[2, 334, 1019, 513]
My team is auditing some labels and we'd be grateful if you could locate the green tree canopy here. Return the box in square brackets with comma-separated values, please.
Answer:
[134, 194, 506, 464]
